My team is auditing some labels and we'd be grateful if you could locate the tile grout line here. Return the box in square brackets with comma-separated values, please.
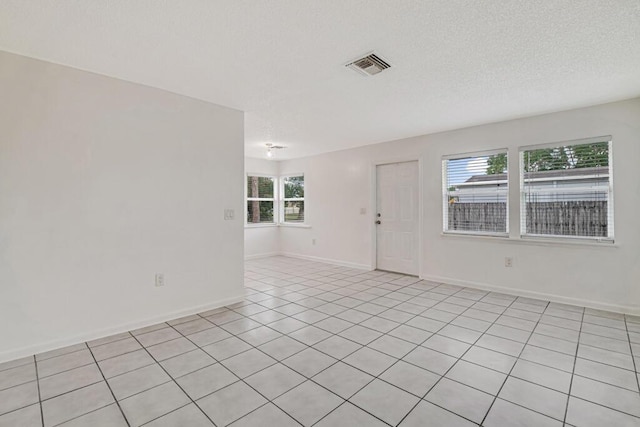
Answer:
[40, 373, 191, 426]
[0, 358, 34, 374]
[35, 360, 97, 382]
[86, 342, 132, 427]
[173, 310, 640, 427]
[175, 318, 339, 426]
[402, 292, 590, 425]
[316, 284, 514, 426]
[438, 298, 638, 422]
[184, 282, 424, 426]
[32, 355, 134, 426]
[200, 300, 398, 424]
[162, 314, 317, 426]
[125, 332, 220, 427]
[236, 261, 640, 424]
[50, 401, 123, 427]
[474, 307, 638, 424]
[247, 269, 576, 425]
[479, 299, 552, 426]
[395, 287, 524, 426]
[624, 315, 640, 393]
[562, 307, 585, 426]
[254, 276, 637, 377]
[137, 402, 207, 427]
[284, 304, 431, 427]
[308, 338, 432, 425]
[256, 275, 579, 346]
[33, 355, 45, 427]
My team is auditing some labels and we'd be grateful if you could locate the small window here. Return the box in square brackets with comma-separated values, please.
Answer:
[443, 151, 508, 235]
[520, 138, 613, 240]
[281, 175, 305, 223]
[246, 175, 275, 224]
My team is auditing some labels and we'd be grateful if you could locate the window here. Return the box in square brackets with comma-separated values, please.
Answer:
[520, 138, 613, 240]
[246, 174, 306, 225]
[246, 175, 275, 224]
[281, 175, 305, 223]
[443, 150, 508, 235]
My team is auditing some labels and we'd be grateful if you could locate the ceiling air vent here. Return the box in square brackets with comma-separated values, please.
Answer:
[346, 53, 391, 76]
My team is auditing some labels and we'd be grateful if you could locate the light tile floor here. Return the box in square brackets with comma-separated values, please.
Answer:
[1, 256, 639, 426]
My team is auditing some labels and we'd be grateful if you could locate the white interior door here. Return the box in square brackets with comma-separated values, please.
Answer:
[376, 161, 419, 275]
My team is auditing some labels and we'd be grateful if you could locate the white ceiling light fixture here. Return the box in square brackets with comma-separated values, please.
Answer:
[346, 52, 392, 76]
[266, 143, 286, 159]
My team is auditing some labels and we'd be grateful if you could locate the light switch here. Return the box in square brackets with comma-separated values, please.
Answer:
[360, 208, 367, 215]
[224, 209, 235, 220]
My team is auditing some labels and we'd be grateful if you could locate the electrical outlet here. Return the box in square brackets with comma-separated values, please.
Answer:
[155, 273, 165, 287]
[505, 257, 513, 268]
[312, 238, 316, 245]
[224, 209, 235, 220]
[360, 208, 367, 215]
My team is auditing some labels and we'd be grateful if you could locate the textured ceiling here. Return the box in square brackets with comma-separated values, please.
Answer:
[1, 1, 640, 159]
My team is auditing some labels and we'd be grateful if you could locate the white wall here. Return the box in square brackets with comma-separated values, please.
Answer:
[0, 51, 245, 362]
[244, 157, 280, 259]
[278, 98, 640, 314]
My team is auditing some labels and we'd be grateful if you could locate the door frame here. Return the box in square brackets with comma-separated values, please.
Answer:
[370, 156, 424, 277]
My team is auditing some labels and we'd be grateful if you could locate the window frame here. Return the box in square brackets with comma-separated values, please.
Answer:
[245, 173, 277, 226]
[442, 148, 510, 237]
[518, 136, 614, 243]
[279, 173, 306, 225]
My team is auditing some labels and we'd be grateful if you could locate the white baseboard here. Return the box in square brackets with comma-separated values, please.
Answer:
[280, 252, 373, 271]
[421, 274, 640, 316]
[0, 295, 244, 365]
[245, 252, 281, 260]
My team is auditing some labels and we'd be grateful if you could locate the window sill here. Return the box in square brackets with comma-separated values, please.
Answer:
[518, 235, 616, 248]
[442, 231, 509, 239]
[279, 223, 311, 229]
[245, 223, 311, 229]
[441, 232, 618, 248]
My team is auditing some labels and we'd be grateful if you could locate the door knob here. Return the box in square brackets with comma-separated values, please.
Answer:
[375, 220, 381, 225]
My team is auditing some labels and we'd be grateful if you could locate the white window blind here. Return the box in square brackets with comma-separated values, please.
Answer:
[520, 138, 613, 240]
[281, 175, 305, 223]
[246, 175, 275, 224]
[443, 151, 508, 235]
